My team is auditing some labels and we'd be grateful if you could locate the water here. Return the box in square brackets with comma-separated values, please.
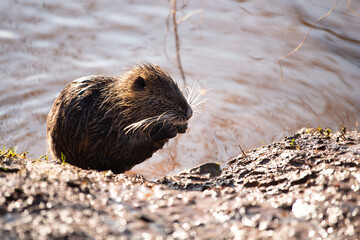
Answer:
[1, 0, 359, 179]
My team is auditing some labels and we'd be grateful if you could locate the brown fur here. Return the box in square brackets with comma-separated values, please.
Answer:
[47, 63, 192, 173]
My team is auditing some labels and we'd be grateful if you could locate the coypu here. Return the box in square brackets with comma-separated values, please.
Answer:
[47, 63, 194, 173]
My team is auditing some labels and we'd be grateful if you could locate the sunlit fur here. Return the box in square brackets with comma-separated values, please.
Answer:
[124, 80, 206, 134]
[47, 63, 194, 173]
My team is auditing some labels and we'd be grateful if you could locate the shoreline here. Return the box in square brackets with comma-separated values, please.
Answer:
[1, 127, 360, 239]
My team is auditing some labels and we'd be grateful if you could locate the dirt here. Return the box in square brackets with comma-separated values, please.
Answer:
[1, 128, 360, 239]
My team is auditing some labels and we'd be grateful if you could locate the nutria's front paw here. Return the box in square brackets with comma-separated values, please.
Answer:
[175, 122, 188, 134]
[163, 123, 178, 139]
[151, 123, 177, 141]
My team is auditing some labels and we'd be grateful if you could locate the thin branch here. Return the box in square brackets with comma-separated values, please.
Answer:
[278, 0, 339, 81]
[164, 1, 202, 86]
[177, 9, 203, 24]
[238, 144, 248, 159]
[348, 0, 360, 18]
[171, 0, 187, 86]
[163, 7, 172, 66]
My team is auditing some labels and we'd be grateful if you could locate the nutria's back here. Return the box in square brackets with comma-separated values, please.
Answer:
[47, 63, 193, 173]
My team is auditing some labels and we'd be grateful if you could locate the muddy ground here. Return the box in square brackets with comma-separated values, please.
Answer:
[1, 128, 360, 239]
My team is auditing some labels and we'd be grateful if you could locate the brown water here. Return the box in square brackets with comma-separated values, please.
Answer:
[1, 0, 359, 179]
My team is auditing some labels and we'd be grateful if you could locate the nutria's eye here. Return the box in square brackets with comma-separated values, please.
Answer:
[132, 76, 146, 91]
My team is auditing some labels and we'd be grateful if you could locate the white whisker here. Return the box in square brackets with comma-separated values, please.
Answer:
[191, 98, 208, 108]
[184, 81, 207, 111]
[124, 112, 177, 134]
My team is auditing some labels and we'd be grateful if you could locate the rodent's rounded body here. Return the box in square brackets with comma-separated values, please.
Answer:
[47, 64, 192, 173]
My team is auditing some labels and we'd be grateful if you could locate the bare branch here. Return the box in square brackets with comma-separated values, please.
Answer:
[348, 0, 360, 18]
[171, 0, 187, 86]
[278, 0, 339, 81]
[177, 9, 203, 24]
[238, 144, 248, 159]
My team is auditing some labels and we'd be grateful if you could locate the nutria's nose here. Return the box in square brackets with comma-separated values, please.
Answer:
[186, 107, 193, 120]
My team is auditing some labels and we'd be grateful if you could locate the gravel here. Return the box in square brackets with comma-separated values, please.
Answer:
[1, 128, 359, 239]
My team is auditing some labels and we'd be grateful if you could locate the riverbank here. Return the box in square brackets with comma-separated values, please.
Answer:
[1, 128, 359, 239]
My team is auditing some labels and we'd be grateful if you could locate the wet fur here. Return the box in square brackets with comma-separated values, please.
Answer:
[47, 64, 193, 173]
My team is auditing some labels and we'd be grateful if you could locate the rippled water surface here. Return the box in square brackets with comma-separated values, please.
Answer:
[1, 0, 359, 179]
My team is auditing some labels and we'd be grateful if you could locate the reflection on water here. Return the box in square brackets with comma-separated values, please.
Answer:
[0, 0, 359, 179]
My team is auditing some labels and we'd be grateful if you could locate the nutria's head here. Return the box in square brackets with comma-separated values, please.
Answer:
[106, 63, 193, 133]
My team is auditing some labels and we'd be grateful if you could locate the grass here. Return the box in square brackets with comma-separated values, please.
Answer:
[326, 128, 331, 136]
[38, 154, 49, 161]
[61, 152, 68, 165]
[340, 126, 347, 141]
[0, 145, 26, 172]
[0, 144, 27, 159]
[316, 127, 332, 137]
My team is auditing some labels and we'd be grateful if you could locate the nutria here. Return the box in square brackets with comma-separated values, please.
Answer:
[46, 63, 193, 173]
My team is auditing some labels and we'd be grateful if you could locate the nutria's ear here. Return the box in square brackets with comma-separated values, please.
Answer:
[132, 76, 146, 91]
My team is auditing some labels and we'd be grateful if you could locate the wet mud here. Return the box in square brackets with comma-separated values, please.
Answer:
[1, 128, 360, 239]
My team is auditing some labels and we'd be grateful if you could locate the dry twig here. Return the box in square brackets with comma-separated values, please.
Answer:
[348, 0, 360, 18]
[164, 1, 202, 86]
[238, 144, 248, 159]
[278, 0, 339, 81]
[171, 0, 187, 86]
